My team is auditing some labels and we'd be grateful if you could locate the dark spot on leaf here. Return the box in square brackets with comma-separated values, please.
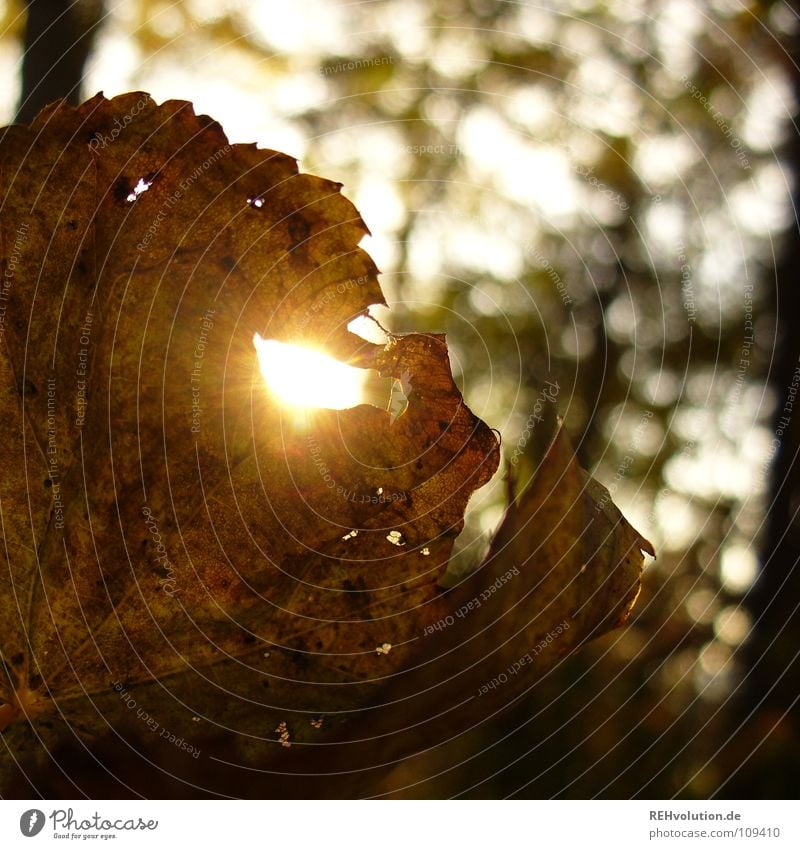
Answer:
[17, 379, 37, 396]
[288, 216, 311, 250]
[11, 653, 23, 666]
[113, 179, 133, 203]
[220, 255, 236, 272]
[291, 651, 310, 671]
[44, 478, 52, 488]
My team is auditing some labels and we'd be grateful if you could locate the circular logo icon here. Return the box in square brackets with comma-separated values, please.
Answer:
[19, 810, 46, 837]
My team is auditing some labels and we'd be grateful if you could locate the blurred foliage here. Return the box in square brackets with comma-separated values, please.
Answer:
[3, 0, 798, 797]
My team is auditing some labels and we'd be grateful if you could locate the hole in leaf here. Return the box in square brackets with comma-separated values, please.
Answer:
[126, 177, 152, 202]
[248, 197, 265, 209]
[389, 370, 412, 423]
[386, 530, 405, 546]
[254, 335, 367, 410]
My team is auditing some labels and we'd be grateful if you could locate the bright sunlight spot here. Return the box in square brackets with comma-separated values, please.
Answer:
[254, 334, 366, 410]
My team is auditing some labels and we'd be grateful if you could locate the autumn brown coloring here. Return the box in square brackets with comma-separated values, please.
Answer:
[0, 93, 652, 795]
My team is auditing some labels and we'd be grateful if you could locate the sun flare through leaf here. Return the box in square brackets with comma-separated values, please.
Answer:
[254, 334, 366, 410]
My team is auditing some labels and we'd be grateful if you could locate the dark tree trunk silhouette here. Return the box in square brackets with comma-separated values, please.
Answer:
[751, 31, 800, 719]
[17, 0, 103, 124]
[725, 16, 800, 798]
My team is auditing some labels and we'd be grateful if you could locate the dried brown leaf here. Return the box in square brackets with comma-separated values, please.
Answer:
[0, 94, 651, 795]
